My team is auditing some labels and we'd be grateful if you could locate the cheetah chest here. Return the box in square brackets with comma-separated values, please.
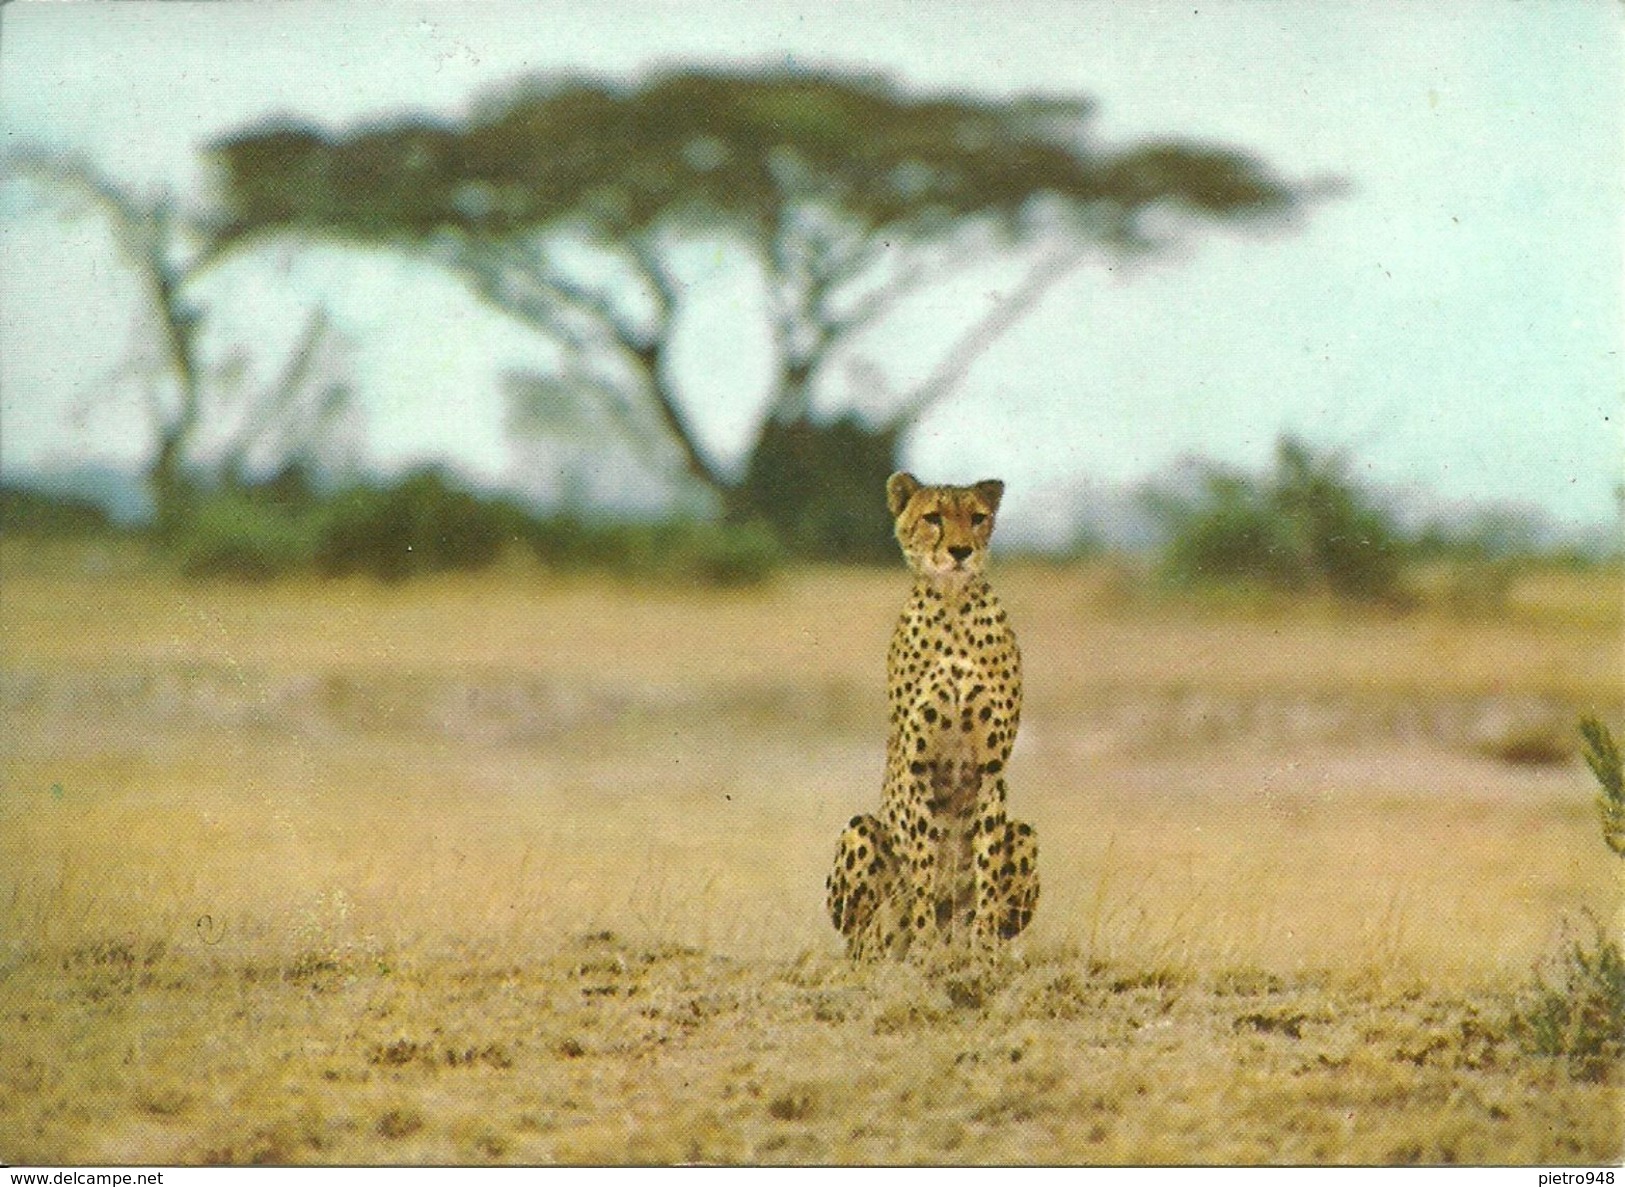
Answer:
[890, 592, 1022, 813]
[917, 651, 1005, 778]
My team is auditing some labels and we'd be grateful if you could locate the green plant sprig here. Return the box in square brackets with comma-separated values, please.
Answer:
[1578, 715, 1625, 858]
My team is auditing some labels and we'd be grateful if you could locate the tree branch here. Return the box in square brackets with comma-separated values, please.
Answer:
[442, 231, 729, 494]
[219, 307, 333, 475]
[627, 233, 680, 329]
[444, 236, 599, 355]
[881, 243, 1088, 432]
[2, 146, 268, 505]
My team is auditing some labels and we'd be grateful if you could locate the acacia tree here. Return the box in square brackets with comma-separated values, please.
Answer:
[207, 70, 1332, 556]
[3, 149, 354, 537]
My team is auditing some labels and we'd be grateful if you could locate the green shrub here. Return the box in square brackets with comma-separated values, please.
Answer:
[1436, 559, 1517, 617]
[523, 514, 783, 587]
[523, 514, 660, 575]
[1151, 469, 1303, 591]
[0, 484, 118, 537]
[168, 470, 523, 582]
[315, 470, 521, 581]
[162, 468, 781, 586]
[680, 521, 784, 587]
[1145, 436, 1406, 603]
[172, 493, 320, 580]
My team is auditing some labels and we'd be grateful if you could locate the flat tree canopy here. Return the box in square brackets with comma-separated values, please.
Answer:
[211, 71, 1302, 240]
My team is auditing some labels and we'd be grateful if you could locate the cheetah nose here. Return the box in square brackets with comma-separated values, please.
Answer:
[948, 545, 972, 563]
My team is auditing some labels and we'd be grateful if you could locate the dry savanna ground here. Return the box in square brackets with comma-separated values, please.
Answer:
[1, 541, 1621, 1165]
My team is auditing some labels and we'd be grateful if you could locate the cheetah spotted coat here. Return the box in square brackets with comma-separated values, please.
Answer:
[826, 472, 1039, 959]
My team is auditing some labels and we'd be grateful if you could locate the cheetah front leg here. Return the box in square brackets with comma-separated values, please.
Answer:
[826, 814, 901, 959]
[885, 791, 944, 960]
[971, 781, 1039, 947]
[996, 818, 1040, 940]
[971, 804, 1009, 950]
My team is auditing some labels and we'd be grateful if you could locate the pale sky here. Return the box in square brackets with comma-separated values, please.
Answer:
[2, 2, 1621, 536]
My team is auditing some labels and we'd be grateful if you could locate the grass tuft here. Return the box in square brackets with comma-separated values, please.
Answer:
[1517, 912, 1625, 1081]
[1514, 716, 1625, 1081]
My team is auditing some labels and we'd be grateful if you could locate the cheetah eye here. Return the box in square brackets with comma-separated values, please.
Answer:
[970, 513, 987, 527]
[922, 512, 943, 527]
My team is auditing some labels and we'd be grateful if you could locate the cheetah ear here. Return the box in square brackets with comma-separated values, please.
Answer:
[886, 471, 922, 518]
[972, 479, 1004, 516]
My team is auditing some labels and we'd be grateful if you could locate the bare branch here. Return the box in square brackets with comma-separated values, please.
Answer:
[824, 248, 941, 342]
[6, 148, 224, 479]
[3, 145, 239, 280]
[881, 243, 1088, 432]
[218, 308, 333, 474]
[444, 236, 600, 356]
[444, 231, 726, 493]
[627, 233, 680, 328]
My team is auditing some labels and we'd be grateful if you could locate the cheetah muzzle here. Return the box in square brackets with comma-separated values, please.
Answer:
[826, 471, 1039, 960]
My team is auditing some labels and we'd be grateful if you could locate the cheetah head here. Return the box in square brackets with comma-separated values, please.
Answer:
[886, 471, 1004, 592]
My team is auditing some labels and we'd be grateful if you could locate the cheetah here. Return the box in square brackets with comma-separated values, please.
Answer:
[825, 471, 1039, 960]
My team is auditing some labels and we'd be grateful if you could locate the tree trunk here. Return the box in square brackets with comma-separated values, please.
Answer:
[733, 412, 900, 561]
[149, 429, 197, 541]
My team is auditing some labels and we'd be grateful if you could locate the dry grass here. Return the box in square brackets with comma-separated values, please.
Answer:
[6, 934, 1620, 1165]
[1, 544, 1621, 1164]
[2, 545, 1617, 702]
